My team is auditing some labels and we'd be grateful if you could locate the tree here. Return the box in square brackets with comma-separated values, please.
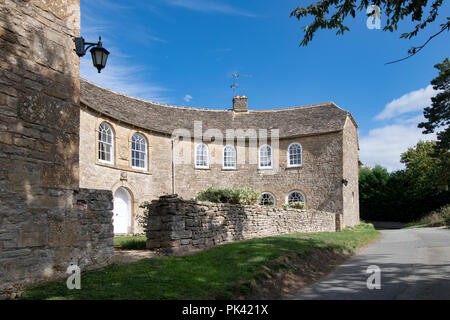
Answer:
[400, 140, 443, 195]
[359, 141, 449, 222]
[359, 165, 392, 221]
[418, 58, 450, 150]
[417, 58, 450, 190]
[400, 140, 449, 219]
[290, 1, 449, 63]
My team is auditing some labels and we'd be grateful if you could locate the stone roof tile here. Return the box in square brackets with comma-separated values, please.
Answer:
[80, 79, 356, 138]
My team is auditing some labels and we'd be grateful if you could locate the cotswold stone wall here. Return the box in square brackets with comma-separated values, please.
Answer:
[0, 0, 114, 298]
[146, 195, 342, 252]
[342, 117, 360, 227]
[80, 104, 354, 235]
[0, 188, 114, 298]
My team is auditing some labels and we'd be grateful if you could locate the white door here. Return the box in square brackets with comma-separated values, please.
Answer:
[113, 187, 131, 235]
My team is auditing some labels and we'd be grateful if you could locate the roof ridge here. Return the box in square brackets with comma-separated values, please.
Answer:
[248, 102, 337, 112]
[80, 79, 357, 138]
[81, 78, 231, 112]
[80, 78, 341, 113]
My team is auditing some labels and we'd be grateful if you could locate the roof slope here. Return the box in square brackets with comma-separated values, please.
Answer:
[80, 79, 356, 138]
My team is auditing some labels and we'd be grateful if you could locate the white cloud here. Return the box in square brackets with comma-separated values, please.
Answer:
[80, 58, 170, 103]
[80, 1, 170, 103]
[165, 0, 257, 17]
[184, 94, 193, 103]
[375, 85, 437, 120]
[359, 119, 436, 171]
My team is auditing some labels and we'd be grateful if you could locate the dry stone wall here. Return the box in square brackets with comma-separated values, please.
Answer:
[146, 195, 343, 253]
[0, 188, 114, 298]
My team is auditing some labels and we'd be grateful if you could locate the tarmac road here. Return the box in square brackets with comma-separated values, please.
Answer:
[289, 227, 450, 300]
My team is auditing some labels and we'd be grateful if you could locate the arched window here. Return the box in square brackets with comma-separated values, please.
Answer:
[288, 143, 302, 167]
[259, 144, 272, 169]
[260, 192, 276, 206]
[195, 143, 209, 168]
[98, 122, 114, 164]
[287, 191, 306, 204]
[131, 133, 147, 170]
[223, 145, 236, 169]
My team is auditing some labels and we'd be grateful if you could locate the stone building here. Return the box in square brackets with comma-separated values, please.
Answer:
[0, 0, 114, 297]
[0, 0, 359, 297]
[80, 79, 360, 235]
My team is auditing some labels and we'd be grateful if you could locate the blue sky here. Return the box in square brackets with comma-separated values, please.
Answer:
[80, 0, 450, 171]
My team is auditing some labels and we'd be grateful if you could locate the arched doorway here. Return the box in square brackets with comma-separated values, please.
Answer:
[113, 187, 132, 235]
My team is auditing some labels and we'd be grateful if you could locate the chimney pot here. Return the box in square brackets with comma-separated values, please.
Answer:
[232, 96, 248, 112]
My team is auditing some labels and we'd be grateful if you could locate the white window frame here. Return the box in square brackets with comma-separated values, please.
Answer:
[286, 191, 306, 204]
[287, 142, 303, 168]
[195, 143, 209, 169]
[260, 192, 276, 207]
[98, 122, 114, 165]
[131, 133, 148, 170]
[223, 145, 236, 169]
[258, 144, 273, 169]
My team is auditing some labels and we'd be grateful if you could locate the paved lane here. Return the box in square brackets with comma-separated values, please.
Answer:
[289, 227, 450, 300]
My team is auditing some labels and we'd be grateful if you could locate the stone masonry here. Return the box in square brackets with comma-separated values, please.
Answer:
[0, 0, 114, 297]
[0, 0, 359, 296]
[146, 195, 343, 253]
[0, 189, 114, 297]
[79, 81, 360, 235]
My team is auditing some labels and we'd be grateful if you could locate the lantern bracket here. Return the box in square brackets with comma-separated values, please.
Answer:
[73, 36, 110, 73]
[73, 36, 103, 57]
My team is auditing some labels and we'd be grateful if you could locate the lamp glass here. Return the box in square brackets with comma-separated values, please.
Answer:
[90, 47, 110, 72]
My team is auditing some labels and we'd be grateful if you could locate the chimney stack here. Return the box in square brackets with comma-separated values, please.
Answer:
[232, 96, 248, 112]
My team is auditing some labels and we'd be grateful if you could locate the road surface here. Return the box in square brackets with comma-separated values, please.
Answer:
[290, 227, 450, 300]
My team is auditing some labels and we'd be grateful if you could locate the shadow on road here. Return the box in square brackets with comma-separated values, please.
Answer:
[293, 254, 450, 299]
[290, 228, 450, 300]
[369, 221, 407, 230]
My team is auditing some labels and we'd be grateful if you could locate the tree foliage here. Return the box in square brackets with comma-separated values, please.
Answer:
[418, 58, 450, 150]
[401, 140, 448, 193]
[290, 1, 449, 62]
[360, 141, 449, 222]
[417, 58, 450, 189]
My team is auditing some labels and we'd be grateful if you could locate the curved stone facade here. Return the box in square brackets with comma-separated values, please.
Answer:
[79, 81, 360, 234]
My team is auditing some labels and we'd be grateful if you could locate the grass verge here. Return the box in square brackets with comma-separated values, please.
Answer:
[21, 223, 379, 300]
[404, 205, 450, 229]
[114, 236, 146, 250]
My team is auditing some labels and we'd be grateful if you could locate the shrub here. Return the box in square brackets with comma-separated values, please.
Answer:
[282, 201, 307, 209]
[418, 205, 450, 225]
[137, 201, 151, 233]
[195, 187, 261, 205]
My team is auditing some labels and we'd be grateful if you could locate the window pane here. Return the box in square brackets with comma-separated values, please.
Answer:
[288, 192, 305, 203]
[260, 193, 275, 206]
[132, 134, 147, 169]
[260, 145, 272, 167]
[98, 123, 113, 163]
[196, 144, 208, 167]
[289, 143, 302, 166]
[223, 146, 236, 168]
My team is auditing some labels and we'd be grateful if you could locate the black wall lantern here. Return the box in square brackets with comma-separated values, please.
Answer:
[73, 36, 110, 73]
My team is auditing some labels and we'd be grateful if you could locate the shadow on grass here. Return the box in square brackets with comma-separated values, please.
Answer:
[21, 225, 379, 300]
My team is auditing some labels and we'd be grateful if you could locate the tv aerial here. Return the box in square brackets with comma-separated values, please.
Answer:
[230, 73, 253, 97]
